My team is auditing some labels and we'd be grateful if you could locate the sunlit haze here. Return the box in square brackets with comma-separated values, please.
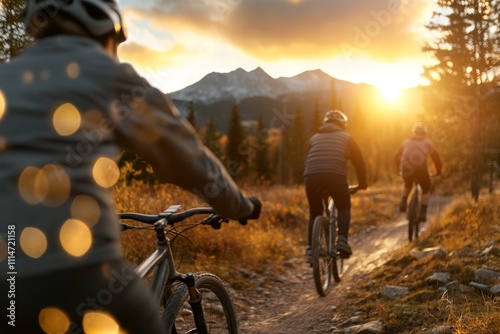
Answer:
[117, 0, 435, 94]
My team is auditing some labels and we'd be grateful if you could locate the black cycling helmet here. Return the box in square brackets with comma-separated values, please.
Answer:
[412, 123, 427, 135]
[323, 110, 348, 128]
[24, 0, 127, 44]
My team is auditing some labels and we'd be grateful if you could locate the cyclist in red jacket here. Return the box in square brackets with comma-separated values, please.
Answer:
[394, 124, 442, 222]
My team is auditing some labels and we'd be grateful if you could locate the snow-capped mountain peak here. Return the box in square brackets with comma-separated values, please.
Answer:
[169, 67, 338, 104]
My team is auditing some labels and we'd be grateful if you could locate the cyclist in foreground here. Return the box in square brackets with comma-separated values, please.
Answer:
[303, 110, 367, 260]
[0, 1, 260, 333]
[394, 124, 442, 222]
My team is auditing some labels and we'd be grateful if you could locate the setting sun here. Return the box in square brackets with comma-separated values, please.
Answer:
[117, 1, 435, 94]
[378, 84, 404, 103]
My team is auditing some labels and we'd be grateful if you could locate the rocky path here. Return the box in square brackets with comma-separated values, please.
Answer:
[234, 196, 454, 333]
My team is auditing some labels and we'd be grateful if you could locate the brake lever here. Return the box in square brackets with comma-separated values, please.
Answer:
[203, 214, 228, 230]
[120, 223, 134, 231]
[349, 186, 360, 195]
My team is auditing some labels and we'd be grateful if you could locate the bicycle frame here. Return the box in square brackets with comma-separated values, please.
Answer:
[133, 220, 174, 308]
[120, 205, 214, 333]
[312, 186, 358, 296]
[407, 183, 422, 242]
[324, 197, 343, 275]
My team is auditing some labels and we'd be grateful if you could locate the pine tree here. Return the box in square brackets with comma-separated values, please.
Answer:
[0, 0, 32, 63]
[186, 101, 197, 130]
[290, 106, 308, 184]
[277, 124, 293, 184]
[255, 115, 270, 181]
[202, 117, 223, 159]
[225, 104, 246, 176]
[310, 99, 322, 136]
[422, 0, 500, 196]
[423, 0, 500, 90]
[330, 78, 338, 110]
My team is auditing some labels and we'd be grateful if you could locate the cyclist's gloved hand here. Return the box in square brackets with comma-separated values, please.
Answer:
[238, 197, 261, 225]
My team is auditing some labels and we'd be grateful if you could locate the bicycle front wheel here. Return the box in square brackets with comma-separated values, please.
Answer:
[331, 219, 341, 283]
[162, 272, 239, 334]
[407, 192, 420, 242]
[311, 215, 332, 296]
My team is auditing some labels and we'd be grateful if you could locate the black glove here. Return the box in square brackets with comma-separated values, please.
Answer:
[239, 197, 262, 225]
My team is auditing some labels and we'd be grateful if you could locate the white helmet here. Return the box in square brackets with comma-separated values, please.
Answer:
[24, 0, 127, 43]
[323, 110, 348, 128]
[412, 123, 427, 135]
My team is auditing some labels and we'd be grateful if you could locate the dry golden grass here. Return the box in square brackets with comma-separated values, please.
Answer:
[113, 181, 312, 286]
[114, 179, 499, 332]
[349, 191, 500, 333]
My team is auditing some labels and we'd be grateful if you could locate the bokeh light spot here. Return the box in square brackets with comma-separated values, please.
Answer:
[38, 307, 71, 334]
[22, 71, 35, 84]
[53, 103, 81, 136]
[18, 166, 48, 205]
[66, 62, 80, 79]
[71, 195, 100, 227]
[92, 157, 120, 188]
[40, 164, 71, 207]
[0, 89, 6, 121]
[82, 311, 121, 334]
[59, 219, 92, 257]
[20, 227, 48, 259]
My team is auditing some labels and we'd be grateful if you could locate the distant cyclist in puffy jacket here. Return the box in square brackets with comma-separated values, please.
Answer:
[394, 124, 442, 222]
[304, 110, 367, 260]
[0, 1, 260, 333]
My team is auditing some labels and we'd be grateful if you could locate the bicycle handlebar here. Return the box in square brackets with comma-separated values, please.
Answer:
[119, 207, 217, 225]
[321, 185, 362, 204]
[349, 185, 360, 194]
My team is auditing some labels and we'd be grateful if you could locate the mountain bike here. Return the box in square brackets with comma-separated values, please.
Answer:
[310, 186, 359, 296]
[119, 205, 240, 333]
[407, 183, 422, 242]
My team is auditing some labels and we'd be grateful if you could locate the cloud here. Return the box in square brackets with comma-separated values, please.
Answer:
[118, 42, 169, 67]
[123, 0, 433, 62]
[118, 41, 189, 68]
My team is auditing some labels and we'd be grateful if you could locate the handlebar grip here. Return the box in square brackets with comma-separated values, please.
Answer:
[119, 213, 160, 224]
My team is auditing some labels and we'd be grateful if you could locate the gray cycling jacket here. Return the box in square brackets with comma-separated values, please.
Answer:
[0, 36, 254, 277]
[304, 123, 367, 185]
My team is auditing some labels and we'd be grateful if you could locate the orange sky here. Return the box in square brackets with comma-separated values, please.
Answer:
[117, 0, 436, 95]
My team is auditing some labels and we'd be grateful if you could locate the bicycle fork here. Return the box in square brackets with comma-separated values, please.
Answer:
[328, 219, 335, 260]
[178, 273, 208, 334]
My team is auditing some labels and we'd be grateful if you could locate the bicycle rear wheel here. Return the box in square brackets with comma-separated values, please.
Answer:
[407, 191, 420, 242]
[311, 215, 332, 296]
[162, 272, 239, 333]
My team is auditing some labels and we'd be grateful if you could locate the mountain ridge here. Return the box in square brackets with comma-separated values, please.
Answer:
[169, 67, 354, 104]
[166, 67, 406, 133]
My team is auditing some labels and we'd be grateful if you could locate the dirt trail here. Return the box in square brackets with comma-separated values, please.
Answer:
[236, 196, 454, 334]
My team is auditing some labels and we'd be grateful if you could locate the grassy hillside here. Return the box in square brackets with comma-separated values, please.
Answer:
[348, 192, 500, 333]
[114, 181, 499, 332]
[114, 181, 401, 282]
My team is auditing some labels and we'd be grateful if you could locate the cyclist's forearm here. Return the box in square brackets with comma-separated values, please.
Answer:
[113, 91, 253, 220]
[184, 148, 255, 220]
[430, 151, 443, 174]
[349, 139, 367, 185]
